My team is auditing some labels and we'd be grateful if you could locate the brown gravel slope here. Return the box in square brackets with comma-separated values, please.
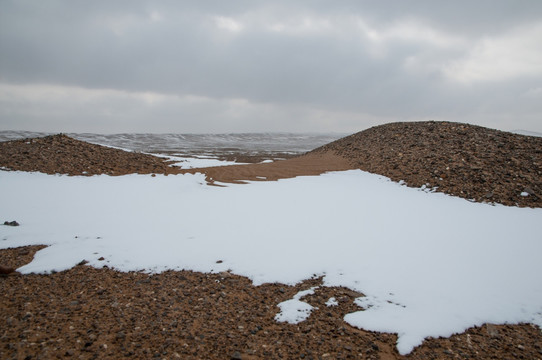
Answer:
[312, 121, 542, 207]
[0, 134, 178, 176]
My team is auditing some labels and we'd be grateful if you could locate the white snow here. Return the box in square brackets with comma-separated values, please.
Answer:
[326, 297, 339, 307]
[164, 155, 243, 169]
[1, 170, 541, 355]
[275, 287, 318, 324]
[521, 191, 530, 197]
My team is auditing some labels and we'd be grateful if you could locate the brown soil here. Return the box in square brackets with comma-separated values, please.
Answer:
[311, 121, 542, 208]
[1, 248, 541, 360]
[1, 122, 542, 359]
[181, 152, 353, 185]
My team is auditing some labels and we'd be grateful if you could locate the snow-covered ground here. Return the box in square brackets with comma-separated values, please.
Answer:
[1, 170, 541, 355]
[162, 154, 245, 169]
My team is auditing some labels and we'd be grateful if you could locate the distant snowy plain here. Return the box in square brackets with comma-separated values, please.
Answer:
[1, 167, 541, 355]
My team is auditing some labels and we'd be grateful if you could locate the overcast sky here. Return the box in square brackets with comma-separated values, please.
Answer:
[1, 1, 542, 134]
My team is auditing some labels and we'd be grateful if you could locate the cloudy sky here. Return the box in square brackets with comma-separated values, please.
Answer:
[1, 1, 542, 134]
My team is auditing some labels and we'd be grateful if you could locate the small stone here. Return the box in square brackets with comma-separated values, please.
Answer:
[231, 351, 242, 360]
[486, 324, 499, 337]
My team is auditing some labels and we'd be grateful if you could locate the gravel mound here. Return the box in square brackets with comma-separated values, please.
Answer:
[311, 121, 542, 207]
[0, 133, 177, 176]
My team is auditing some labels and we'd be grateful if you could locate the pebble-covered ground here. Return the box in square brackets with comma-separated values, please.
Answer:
[1, 121, 541, 359]
[1, 246, 541, 359]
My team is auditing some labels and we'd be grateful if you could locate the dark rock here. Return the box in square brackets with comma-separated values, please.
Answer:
[0, 265, 15, 275]
[3, 220, 19, 226]
[231, 351, 242, 360]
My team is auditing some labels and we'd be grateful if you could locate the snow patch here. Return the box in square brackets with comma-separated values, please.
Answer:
[165, 155, 244, 169]
[1, 170, 541, 355]
[325, 297, 339, 307]
[275, 287, 318, 324]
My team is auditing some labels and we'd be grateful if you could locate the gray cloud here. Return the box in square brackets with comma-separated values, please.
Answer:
[1, 0, 541, 133]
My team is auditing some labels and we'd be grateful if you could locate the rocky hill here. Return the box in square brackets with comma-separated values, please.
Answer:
[311, 121, 541, 207]
[0, 134, 176, 176]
